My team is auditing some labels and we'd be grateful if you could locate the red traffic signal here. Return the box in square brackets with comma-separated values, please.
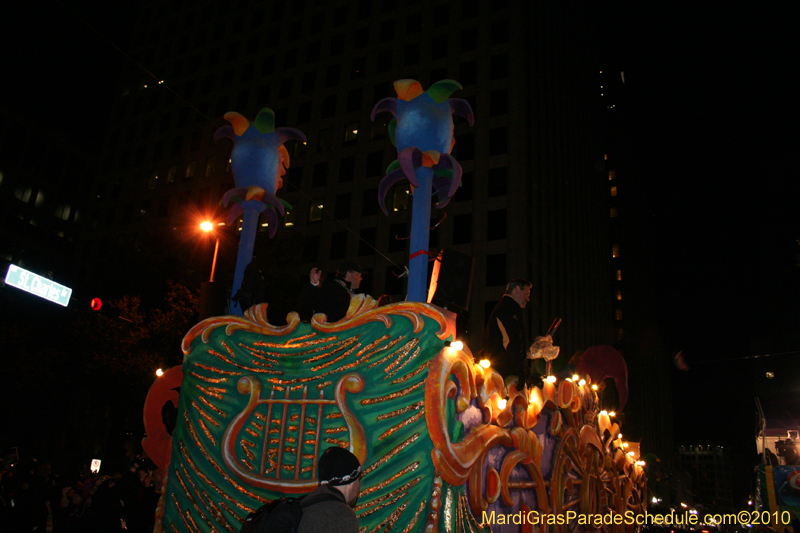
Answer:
[90, 298, 103, 311]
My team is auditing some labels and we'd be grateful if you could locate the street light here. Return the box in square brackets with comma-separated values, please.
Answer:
[200, 220, 220, 282]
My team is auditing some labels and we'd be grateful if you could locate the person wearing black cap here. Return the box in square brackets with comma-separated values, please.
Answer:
[299, 262, 363, 323]
[297, 447, 362, 533]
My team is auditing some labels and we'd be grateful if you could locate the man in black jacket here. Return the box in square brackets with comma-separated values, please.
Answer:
[297, 447, 362, 533]
[299, 262, 363, 323]
[479, 279, 532, 383]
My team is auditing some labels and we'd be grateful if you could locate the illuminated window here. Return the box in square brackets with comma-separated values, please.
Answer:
[55, 205, 71, 221]
[616, 290, 622, 301]
[608, 170, 615, 180]
[185, 162, 196, 179]
[392, 185, 410, 211]
[610, 207, 618, 218]
[610, 186, 618, 196]
[344, 122, 358, 144]
[309, 200, 324, 222]
[616, 309, 623, 321]
[14, 186, 33, 203]
[35, 190, 45, 207]
[616, 269, 622, 281]
[284, 209, 296, 227]
[617, 328, 624, 340]
[167, 165, 178, 184]
[612, 245, 619, 258]
[604, 154, 608, 160]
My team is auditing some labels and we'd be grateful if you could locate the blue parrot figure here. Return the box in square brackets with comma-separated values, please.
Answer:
[371, 80, 474, 302]
[214, 108, 306, 315]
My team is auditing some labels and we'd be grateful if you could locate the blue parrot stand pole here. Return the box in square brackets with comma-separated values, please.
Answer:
[229, 201, 266, 315]
[407, 167, 434, 302]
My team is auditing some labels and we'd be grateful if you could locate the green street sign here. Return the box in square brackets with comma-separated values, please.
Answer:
[4, 264, 72, 307]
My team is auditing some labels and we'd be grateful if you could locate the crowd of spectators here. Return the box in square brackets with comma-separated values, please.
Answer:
[0, 454, 163, 532]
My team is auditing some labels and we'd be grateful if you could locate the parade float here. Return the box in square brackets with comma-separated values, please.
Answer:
[143, 80, 646, 532]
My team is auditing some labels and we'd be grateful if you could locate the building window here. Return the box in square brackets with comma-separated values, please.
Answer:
[610, 207, 618, 218]
[321, 95, 337, 119]
[490, 89, 508, 117]
[297, 101, 312, 124]
[362, 189, 378, 216]
[317, 128, 332, 152]
[313, 162, 328, 188]
[615, 309, 623, 321]
[334, 193, 351, 220]
[284, 209, 296, 227]
[452, 214, 472, 245]
[167, 165, 178, 184]
[455, 172, 473, 202]
[309, 200, 324, 222]
[487, 167, 508, 197]
[460, 27, 478, 53]
[148, 172, 159, 190]
[55, 205, 71, 221]
[344, 123, 359, 145]
[346, 88, 362, 112]
[326, 64, 341, 87]
[359, 227, 376, 256]
[486, 254, 507, 287]
[205, 156, 216, 177]
[392, 185, 411, 211]
[616, 269, 622, 281]
[611, 186, 618, 196]
[612, 244, 619, 258]
[616, 290, 622, 301]
[301, 71, 316, 94]
[617, 328, 624, 340]
[350, 58, 366, 80]
[185, 161, 196, 180]
[339, 157, 355, 183]
[609, 170, 615, 180]
[487, 209, 507, 240]
[403, 43, 419, 66]
[366, 151, 384, 177]
[455, 132, 475, 160]
[303, 235, 320, 262]
[489, 127, 508, 156]
[330, 232, 347, 260]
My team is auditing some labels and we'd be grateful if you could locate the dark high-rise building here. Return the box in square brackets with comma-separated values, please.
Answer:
[76, 1, 615, 358]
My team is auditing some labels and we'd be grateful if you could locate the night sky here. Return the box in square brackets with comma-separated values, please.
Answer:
[4, 1, 799, 470]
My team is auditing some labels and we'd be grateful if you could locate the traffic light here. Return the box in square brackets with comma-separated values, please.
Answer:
[90, 298, 102, 311]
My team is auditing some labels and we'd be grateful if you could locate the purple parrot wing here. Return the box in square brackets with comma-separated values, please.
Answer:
[398, 146, 422, 188]
[435, 153, 463, 198]
[214, 125, 235, 141]
[262, 192, 286, 217]
[221, 187, 249, 207]
[378, 169, 407, 216]
[449, 98, 475, 126]
[226, 203, 245, 226]
[276, 127, 307, 144]
[371, 97, 397, 121]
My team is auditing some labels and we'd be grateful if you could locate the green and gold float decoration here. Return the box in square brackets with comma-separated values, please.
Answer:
[148, 297, 646, 533]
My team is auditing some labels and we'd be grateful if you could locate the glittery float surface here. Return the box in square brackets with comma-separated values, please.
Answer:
[160, 301, 645, 533]
[162, 301, 479, 533]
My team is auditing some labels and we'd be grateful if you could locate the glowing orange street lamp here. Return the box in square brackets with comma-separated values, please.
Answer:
[200, 221, 220, 282]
